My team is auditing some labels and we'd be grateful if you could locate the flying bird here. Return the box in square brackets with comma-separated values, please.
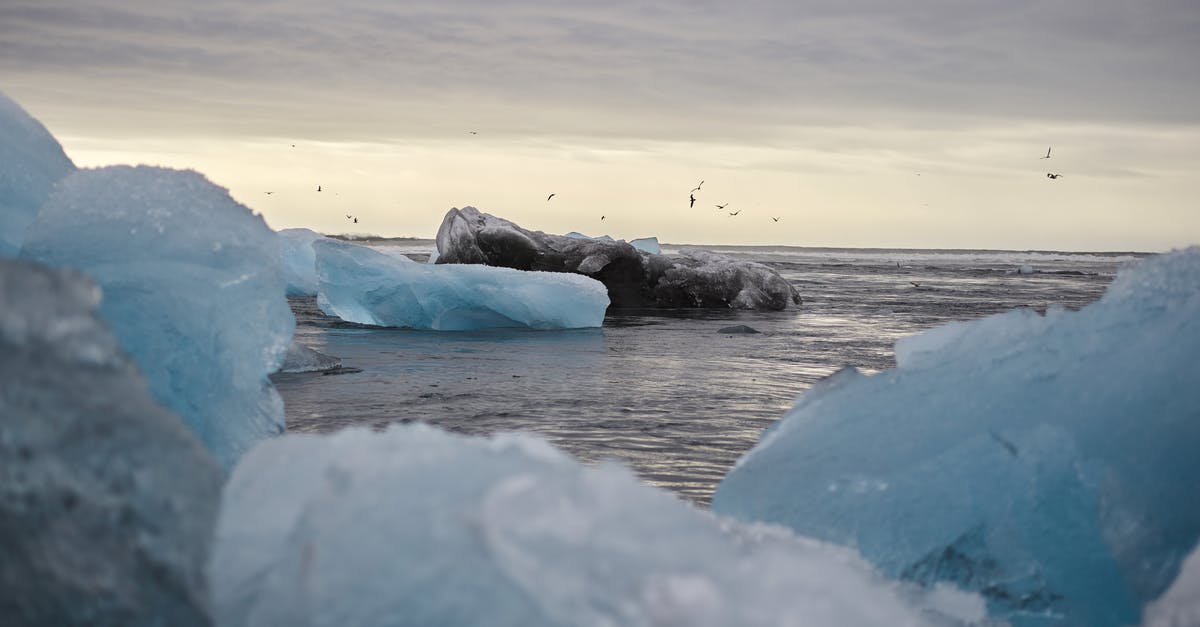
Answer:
[1046, 173, 1063, 179]
[689, 194, 696, 208]
[345, 214, 353, 219]
[264, 191, 274, 195]
[728, 210, 741, 216]
[546, 193, 556, 201]
[910, 281, 921, 288]
[691, 180, 704, 192]
[469, 131, 478, 135]
[600, 215, 606, 221]
[1041, 147, 1052, 159]
[715, 203, 728, 210]
[317, 185, 322, 192]
[354, 217, 358, 224]
[771, 217, 780, 222]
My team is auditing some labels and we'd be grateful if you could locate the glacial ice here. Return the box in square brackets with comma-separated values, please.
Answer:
[0, 258, 222, 626]
[278, 227, 325, 297]
[314, 237, 609, 330]
[277, 340, 342, 373]
[630, 236, 662, 254]
[211, 424, 985, 627]
[1143, 542, 1200, 627]
[712, 247, 1200, 627]
[436, 206, 799, 309]
[20, 165, 295, 468]
[0, 91, 75, 256]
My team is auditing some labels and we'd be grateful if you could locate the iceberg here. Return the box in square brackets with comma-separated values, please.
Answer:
[436, 206, 800, 309]
[20, 165, 295, 468]
[211, 424, 983, 627]
[630, 236, 662, 254]
[0, 91, 76, 256]
[278, 227, 325, 297]
[0, 258, 222, 626]
[314, 237, 608, 330]
[712, 248, 1200, 627]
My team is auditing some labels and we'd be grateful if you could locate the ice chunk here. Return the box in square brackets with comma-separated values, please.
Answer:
[0, 91, 76, 256]
[1143, 542, 1200, 627]
[277, 340, 342, 373]
[713, 248, 1200, 627]
[211, 424, 979, 627]
[0, 258, 222, 626]
[436, 206, 799, 309]
[314, 237, 608, 330]
[278, 227, 324, 296]
[20, 165, 295, 468]
[630, 236, 662, 254]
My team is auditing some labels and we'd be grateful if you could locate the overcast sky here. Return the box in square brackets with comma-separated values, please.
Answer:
[3, 0, 1198, 250]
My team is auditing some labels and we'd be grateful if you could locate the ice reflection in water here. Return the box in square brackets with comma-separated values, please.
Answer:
[275, 245, 1133, 505]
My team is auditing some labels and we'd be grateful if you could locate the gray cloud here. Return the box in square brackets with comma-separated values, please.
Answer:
[2, 0, 1198, 142]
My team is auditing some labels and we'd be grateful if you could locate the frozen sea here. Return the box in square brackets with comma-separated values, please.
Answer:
[274, 241, 1139, 505]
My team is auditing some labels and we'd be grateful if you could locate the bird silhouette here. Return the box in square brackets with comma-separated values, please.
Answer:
[691, 180, 704, 192]
[317, 185, 322, 192]
[600, 215, 606, 221]
[547, 193, 556, 201]
[1041, 147, 1052, 159]
[689, 194, 696, 208]
[353, 217, 358, 224]
[715, 203, 728, 210]
[1047, 173, 1063, 179]
[910, 281, 921, 288]
[729, 210, 741, 216]
[264, 191, 274, 195]
[469, 131, 478, 135]
[345, 214, 353, 220]
[771, 217, 780, 222]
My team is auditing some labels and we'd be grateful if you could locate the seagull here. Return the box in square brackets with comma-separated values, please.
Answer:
[345, 214, 353, 219]
[469, 131, 477, 135]
[771, 217, 780, 222]
[546, 193, 556, 201]
[691, 180, 704, 192]
[729, 210, 741, 216]
[353, 217, 358, 224]
[715, 203, 728, 210]
[1041, 147, 1052, 159]
[689, 194, 696, 208]
[1047, 173, 1063, 179]
[910, 281, 921, 288]
[600, 215, 606, 221]
[317, 185, 322, 192]
[264, 191, 274, 195]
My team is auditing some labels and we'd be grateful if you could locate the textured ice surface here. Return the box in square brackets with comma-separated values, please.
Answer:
[436, 207, 799, 309]
[315, 237, 608, 330]
[279, 227, 324, 296]
[211, 424, 986, 627]
[20, 165, 295, 468]
[1143, 543, 1200, 627]
[630, 236, 662, 254]
[277, 340, 341, 373]
[0, 258, 222, 626]
[0, 91, 75, 256]
[713, 248, 1200, 627]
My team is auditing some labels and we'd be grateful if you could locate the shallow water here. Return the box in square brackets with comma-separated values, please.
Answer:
[274, 243, 1135, 505]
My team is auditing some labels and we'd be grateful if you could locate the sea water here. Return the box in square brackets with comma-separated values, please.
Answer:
[274, 242, 1135, 504]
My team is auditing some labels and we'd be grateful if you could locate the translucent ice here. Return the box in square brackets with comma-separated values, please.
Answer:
[211, 424, 982, 627]
[0, 258, 222, 626]
[630, 236, 662, 254]
[20, 165, 295, 468]
[314, 237, 608, 330]
[436, 207, 799, 309]
[0, 91, 75, 256]
[1143, 542, 1200, 627]
[277, 340, 342, 373]
[278, 227, 325, 297]
[713, 248, 1200, 627]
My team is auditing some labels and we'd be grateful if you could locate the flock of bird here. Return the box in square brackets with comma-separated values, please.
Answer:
[266, 139, 1063, 231]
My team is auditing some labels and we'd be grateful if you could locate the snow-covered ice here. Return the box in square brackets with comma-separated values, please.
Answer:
[211, 424, 986, 627]
[20, 165, 295, 468]
[712, 247, 1200, 626]
[0, 91, 75, 256]
[278, 227, 325, 297]
[314, 237, 608, 330]
[0, 258, 222, 626]
[436, 206, 799, 309]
